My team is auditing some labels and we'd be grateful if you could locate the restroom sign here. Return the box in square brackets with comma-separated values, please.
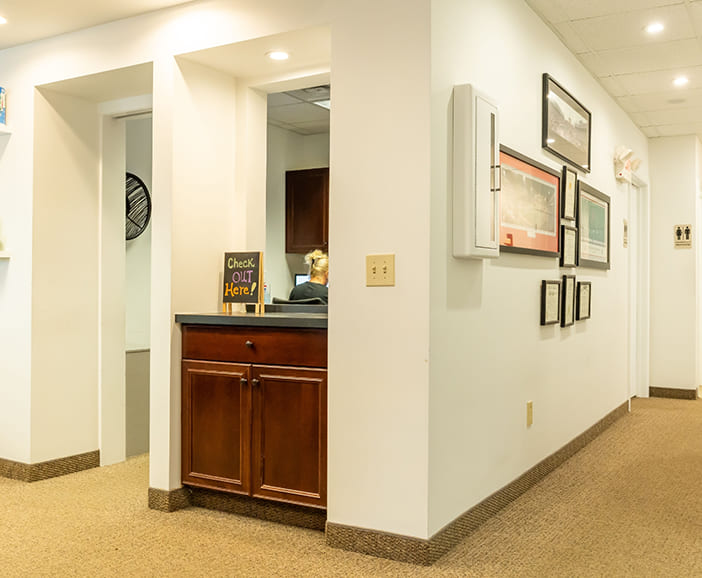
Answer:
[674, 224, 692, 248]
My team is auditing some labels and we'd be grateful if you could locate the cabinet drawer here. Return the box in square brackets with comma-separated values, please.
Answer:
[182, 325, 327, 368]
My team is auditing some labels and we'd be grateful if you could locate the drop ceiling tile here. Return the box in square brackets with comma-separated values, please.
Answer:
[655, 122, 702, 136]
[598, 75, 628, 97]
[584, 38, 702, 76]
[616, 96, 642, 113]
[622, 89, 702, 111]
[267, 102, 329, 124]
[629, 111, 655, 126]
[614, 66, 702, 94]
[641, 125, 661, 137]
[291, 120, 330, 135]
[643, 106, 702, 125]
[524, 0, 570, 23]
[552, 21, 590, 53]
[568, 5, 693, 52]
[555, 0, 683, 20]
[267, 92, 299, 107]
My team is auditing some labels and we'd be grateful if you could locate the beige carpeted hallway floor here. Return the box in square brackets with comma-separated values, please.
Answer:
[1, 397, 701, 577]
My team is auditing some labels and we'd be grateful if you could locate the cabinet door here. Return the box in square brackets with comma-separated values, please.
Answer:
[182, 360, 251, 494]
[251, 365, 327, 508]
[285, 167, 329, 254]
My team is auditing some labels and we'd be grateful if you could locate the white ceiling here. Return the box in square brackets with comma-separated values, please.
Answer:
[525, 0, 702, 140]
[0, 0, 196, 50]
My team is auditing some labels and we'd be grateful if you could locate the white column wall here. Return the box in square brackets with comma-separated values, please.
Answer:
[649, 136, 698, 390]
[99, 116, 127, 466]
[428, 0, 650, 535]
[31, 89, 100, 462]
[327, 0, 432, 538]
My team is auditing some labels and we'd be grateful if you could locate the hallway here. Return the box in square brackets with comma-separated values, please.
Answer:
[0, 397, 699, 577]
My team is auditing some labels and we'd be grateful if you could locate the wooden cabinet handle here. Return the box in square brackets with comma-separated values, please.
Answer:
[245, 340, 254, 348]
[252, 378, 260, 387]
[240, 377, 248, 386]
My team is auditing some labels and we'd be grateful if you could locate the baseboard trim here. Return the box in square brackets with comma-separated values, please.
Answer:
[188, 487, 326, 531]
[649, 387, 697, 400]
[148, 487, 191, 512]
[0, 450, 100, 482]
[326, 400, 629, 565]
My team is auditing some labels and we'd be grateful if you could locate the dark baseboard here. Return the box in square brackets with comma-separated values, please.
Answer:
[148, 486, 191, 512]
[326, 400, 629, 565]
[0, 450, 100, 482]
[649, 387, 697, 400]
[188, 487, 326, 531]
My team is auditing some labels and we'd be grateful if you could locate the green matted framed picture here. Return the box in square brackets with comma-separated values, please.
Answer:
[578, 182, 610, 270]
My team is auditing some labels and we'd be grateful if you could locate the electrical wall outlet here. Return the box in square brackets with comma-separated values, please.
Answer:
[366, 254, 395, 287]
[526, 401, 533, 428]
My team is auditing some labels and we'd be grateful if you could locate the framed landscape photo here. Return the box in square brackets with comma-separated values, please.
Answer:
[578, 182, 610, 270]
[560, 224, 578, 267]
[542, 74, 591, 173]
[499, 145, 560, 257]
[576, 281, 591, 320]
[540, 280, 561, 326]
[561, 166, 577, 220]
[561, 274, 576, 327]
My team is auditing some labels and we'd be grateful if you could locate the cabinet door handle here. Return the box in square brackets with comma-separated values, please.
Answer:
[240, 377, 248, 386]
[245, 340, 254, 348]
[252, 378, 260, 387]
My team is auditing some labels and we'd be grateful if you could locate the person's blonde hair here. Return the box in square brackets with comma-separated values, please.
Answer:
[305, 249, 329, 278]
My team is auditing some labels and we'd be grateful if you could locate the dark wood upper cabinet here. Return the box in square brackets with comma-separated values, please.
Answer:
[285, 167, 329, 254]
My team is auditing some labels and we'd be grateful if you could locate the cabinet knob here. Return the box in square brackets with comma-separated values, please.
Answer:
[245, 340, 254, 348]
[252, 378, 260, 387]
[240, 377, 248, 386]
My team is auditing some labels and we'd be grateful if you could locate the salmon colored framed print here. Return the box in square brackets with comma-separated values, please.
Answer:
[499, 145, 560, 257]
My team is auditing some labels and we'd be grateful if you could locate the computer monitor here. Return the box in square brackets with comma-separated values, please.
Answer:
[294, 273, 310, 286]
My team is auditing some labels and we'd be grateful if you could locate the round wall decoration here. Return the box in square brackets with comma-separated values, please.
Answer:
[125, 172, 152, 240]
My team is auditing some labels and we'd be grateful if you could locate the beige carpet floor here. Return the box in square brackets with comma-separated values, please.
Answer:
[1, 397, 701, 577]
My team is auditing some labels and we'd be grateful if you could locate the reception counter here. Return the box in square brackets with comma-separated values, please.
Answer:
[177, 309, 327, 514]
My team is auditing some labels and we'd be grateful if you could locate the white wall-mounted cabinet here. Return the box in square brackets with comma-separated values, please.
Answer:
[452, 84, 499, 259]
[0, 252, 10, 259]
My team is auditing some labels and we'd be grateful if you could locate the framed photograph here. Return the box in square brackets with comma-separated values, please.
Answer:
[578, 182, 610, 269]
[542, 74, 591, 173]
[560, 224, 578, 267]
[499, 145, 560, 257]
[540, 280, 561, 326]
[561, 274, 576, 327]
[576, 281, 591, 320]
[561, 166, 577, 220]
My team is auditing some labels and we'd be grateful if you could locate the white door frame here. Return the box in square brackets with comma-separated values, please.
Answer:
[629, 174, 650, 398]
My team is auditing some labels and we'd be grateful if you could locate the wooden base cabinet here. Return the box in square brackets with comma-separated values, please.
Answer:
[181, 326, 327, 509]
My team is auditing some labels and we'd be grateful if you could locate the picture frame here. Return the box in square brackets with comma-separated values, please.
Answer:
[561, 166, 577, 221]
[540, 280, 561, 326]
[499, 145, 560, 257]
[560, 224, 578, 267]
[561, 274, 576, 327]
[542, 74, 591, 173]
[576, 281, 591, 320]
[578, 182, 610, 270]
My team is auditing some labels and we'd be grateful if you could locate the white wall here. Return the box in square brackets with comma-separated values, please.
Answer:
[126, 117, 153, 350]
[31, 89, 100, 462]
[265, 124, 329, 300]
[428, 0, 650, 535]
[327, 0, 432, 538]
[649, 136, 699, 390]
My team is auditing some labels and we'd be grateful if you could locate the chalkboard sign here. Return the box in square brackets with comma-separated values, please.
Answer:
[223, 251, 263, 305]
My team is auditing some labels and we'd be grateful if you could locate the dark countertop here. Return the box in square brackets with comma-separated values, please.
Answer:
[175, 311, 327, 329]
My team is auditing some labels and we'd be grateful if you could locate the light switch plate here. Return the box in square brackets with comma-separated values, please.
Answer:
[366, 254, 395, 287]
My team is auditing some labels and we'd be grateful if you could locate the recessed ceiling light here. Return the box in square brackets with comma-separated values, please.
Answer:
[266, 50, 289, 61]
[645, 22, 664, 34]
[0, 16, 7, 25]
[673, 76, 689, 87]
